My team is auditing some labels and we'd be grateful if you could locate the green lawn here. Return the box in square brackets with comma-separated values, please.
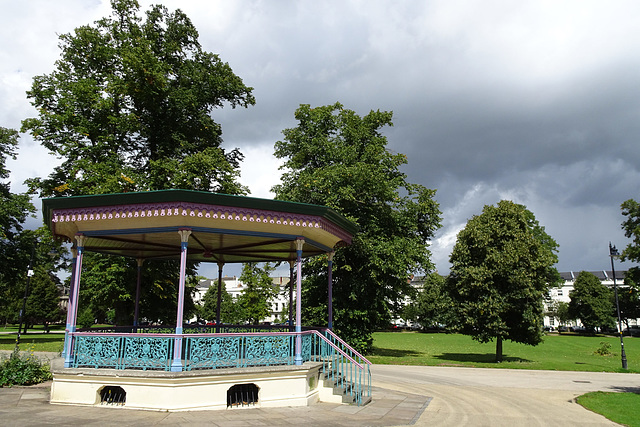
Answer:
[369, 331, 640, 373]
[577, 392, 640, 427]
[0, 332, 65, 353]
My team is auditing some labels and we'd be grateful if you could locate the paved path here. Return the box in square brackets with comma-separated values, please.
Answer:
[372, 365, 639, 426]
[1, 353, 638, 426]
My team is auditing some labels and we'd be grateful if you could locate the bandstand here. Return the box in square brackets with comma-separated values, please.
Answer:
[43, 190, 371, 411]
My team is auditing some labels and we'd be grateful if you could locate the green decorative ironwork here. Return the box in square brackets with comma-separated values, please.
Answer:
[186, 336, 240, 370]
[74, 335, 122, 369]
[123, 336, 173, 370]
[243, 335, 291, 367]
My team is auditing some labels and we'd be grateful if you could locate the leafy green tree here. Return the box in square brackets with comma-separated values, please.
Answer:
[201, 282, 245, 324]
[447, 200, 560, 362]
[237, 263, 277, 325]
[22, 0, 254, 197]
[545, 300, 573, 333]
[21, 1, 254, 326]
[79, 255, 197, 325]
[273, 103, 442, 353]
[620, 200, 640, 332]
[621, 199, 640, 262]
[403, 273, 455, 330]
[568, 271, 615, 332]
[620, 269, 640, 332]
[0, 127, 41, 325]
[25, 267, 62, 331]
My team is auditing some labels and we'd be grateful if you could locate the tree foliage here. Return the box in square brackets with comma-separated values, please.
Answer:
[25, 267, 62, 330]
[22, 0, 254, 197]
[620, 270, 640, 330]
[20, 0, 254, 326]
[0, 127, 40, 325]
[621, 199, 640, 263]
[79, 255, 197, 325]
[403, 273, 456, 329]
[273, 103, 441, 353]
[237, 263, 277, 324]
[201, 282, 245, 324]
[447, 200, 560, 362]
[568, 271, 615, 332]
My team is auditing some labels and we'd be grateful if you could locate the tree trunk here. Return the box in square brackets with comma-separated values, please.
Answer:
[495, 336, 503, 363]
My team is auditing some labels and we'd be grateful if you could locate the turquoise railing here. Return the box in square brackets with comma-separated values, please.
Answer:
[70, 329, 371, 405]
[318, 329, 372, 405]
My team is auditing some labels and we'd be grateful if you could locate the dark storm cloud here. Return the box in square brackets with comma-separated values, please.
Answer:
[2, 0, 640, 274]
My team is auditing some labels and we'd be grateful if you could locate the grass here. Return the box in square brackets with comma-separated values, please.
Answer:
[369, 331, 640, 373]
[577, 392, 640, 427]
[0, 333, 65, 353]
[0, 324, 65, 333]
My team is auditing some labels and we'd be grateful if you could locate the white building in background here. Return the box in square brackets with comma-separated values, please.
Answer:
[544, 270, 639, 331]
[194, 276, 292, 324]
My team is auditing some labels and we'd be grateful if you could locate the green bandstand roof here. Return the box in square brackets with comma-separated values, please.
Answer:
[43, 189, 357, 264]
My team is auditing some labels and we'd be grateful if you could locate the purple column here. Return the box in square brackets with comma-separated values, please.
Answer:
[171, 229, 191, 372]
[294, 238, 304, 365]
[288, 260, 295, 332]
[64, 235, 85, 368]
[61, 247, 77, 359]
[133, 258, 143, 327]
[216, 261, 224, 333]
[327, 251, 335, 330]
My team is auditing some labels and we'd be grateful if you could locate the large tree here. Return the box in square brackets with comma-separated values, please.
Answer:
[201, 283, 245, 324]
[20, 0, 254, 325]
[403, 273, 456, 330]
[237, 263, 277, 325]
[568, 271, 615, 332]
[620, 199, 640, 331]
[273, 103, 441, 353]
[0, 127, 37, 324]
[22, 0, 254, 197]
[25, 266, 62, 331]
[447, 200, 560, 362]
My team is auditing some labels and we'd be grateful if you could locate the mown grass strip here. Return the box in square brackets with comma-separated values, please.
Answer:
[370, 331, 640, 372]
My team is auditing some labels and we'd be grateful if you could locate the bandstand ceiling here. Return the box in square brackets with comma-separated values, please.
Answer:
[43, 190, 358, 264]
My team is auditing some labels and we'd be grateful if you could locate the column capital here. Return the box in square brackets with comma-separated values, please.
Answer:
[74, 234, 86, 247]
[295, 237, 305, 252]
[178, 228, 192, 243]
[327, 251, 335, 262]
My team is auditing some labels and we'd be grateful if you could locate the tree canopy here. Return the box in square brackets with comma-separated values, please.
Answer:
[0, 127, 38, 325]
[568, 271, 615, 332]
[402, 273, 456, 330]
[19, 0, 255, 326]
[237, 263, 277, 325]
[22, 0, 254, 196]
[273, 102, 441, 352]
[446, 200, 560, 362]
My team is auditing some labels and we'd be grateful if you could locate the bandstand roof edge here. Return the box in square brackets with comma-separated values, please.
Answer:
[42, 189, 358, 264]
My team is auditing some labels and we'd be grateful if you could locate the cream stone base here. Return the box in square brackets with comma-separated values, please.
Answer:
[51, 362, 341, 411]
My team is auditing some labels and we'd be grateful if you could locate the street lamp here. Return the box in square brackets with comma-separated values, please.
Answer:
[609, 243, 628, 370]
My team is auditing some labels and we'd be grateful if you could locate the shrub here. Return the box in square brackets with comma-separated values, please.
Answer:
[594, 341, 613, 356]
[0, 346, 53, 387]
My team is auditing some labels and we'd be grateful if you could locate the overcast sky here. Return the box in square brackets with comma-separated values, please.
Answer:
[2, 0, 639, 278]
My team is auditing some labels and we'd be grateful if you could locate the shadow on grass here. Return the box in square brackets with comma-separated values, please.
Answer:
[434, 352, 533, 364]
[369, 346, 421, 358]
[0, 336, 64, 346]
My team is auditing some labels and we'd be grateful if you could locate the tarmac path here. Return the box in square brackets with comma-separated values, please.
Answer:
[371, 364, 639, 426]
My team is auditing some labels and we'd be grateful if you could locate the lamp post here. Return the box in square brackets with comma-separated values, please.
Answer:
[609, 243, 628, 370]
